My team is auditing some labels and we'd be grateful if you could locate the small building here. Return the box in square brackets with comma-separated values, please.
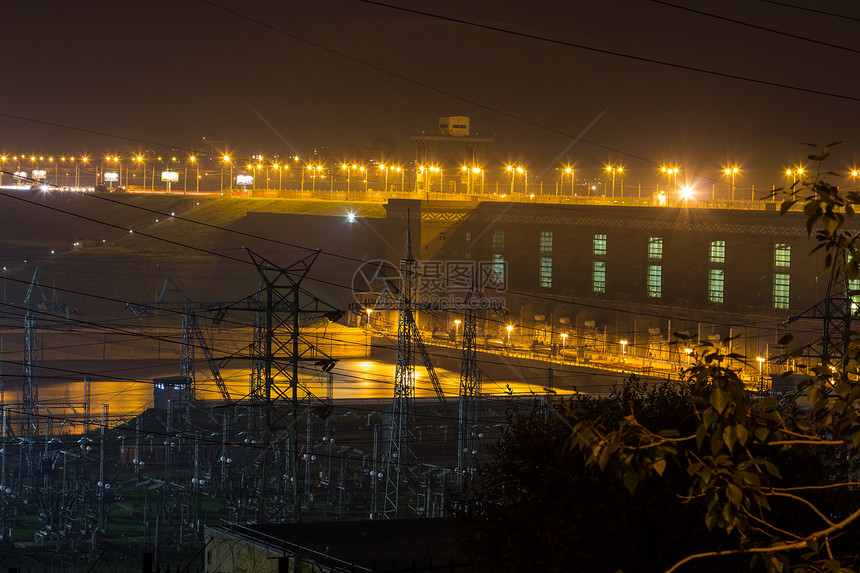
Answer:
[153, 375, 190, 409]
[205, 518, 469, 572]
[411, 116, 494, 193]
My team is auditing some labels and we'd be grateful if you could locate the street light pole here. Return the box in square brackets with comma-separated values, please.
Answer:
[724, 166, 739, 201]
[605, 166, 617, 198]
[345, 165, 351, 197]
[560, 332, 568, 361]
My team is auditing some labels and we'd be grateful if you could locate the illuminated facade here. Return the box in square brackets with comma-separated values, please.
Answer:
[384, 199, 836, 366]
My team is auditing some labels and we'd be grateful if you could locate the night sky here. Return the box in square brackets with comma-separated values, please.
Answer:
[3, 0, 860, 188]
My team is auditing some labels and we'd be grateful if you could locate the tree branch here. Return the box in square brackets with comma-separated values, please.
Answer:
[767, 439, 845, 446]
[742, 508, 804, 541]
[766, 491, 834, 527]
[769, 482, 860, 492]
[664, 504, 860, 573]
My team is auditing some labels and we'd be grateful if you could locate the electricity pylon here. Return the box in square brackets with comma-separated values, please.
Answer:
[457, 275, 482, 490]
[785, 248, 853, 379]
[7, 267, 73, 436]
[245, 249, 341, 524]
[383, 227, 418, 518]
[126, 266, 231, 402]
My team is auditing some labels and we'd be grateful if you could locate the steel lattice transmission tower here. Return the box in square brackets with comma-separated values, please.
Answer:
[246, 249, 340, 524]
[383, 227, 419, 519]
[126, 266, 231, 403]
[10, 267, 73, 436]
[457, 277, 482, 490]
[785, 248, 853, 379]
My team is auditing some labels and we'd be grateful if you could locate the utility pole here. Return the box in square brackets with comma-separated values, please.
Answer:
[0, 407, 6, 540]
[220, 412, 229, 492]
[83, 376, 90, 432]
[371, 424, 380, 518]
[98, 404, 107, 533]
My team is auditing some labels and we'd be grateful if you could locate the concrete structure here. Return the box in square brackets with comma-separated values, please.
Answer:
[205, 518, 468, 572]
[410, 116, 494, 193]
[381, 199, 841, 378]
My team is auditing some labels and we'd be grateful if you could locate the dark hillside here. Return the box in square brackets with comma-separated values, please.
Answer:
[0, 191, 386, 321]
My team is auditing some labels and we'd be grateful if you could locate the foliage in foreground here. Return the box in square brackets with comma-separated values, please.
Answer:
[566, 147, 860, 573]
[457, 146, 860, 572]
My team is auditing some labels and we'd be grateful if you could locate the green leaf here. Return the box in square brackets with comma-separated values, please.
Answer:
[763, 461, 783, 479]
[710, 431, 724, 454]
[696, 425, 706, 449]
[704, 510, 718, 531]
[754, 427, 770, 441]
[735, 424, 749, 446]
[721, 502, 734, 526]
[622, 469, 639, 494]
[768, 554, 785, 572]
[726, 483, 743, 507]
[710, 388, 731, 414]
[653, 458, 667, 476]
[723, 425, 737, 452]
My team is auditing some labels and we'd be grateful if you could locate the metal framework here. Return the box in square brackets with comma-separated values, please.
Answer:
[10, 267, 73, 436]
[383, 227, 418, 518]
[127, 266, 233, 403]
[246, 249, 340, 524]
[376, 229, 498, 515]
[457, 277, 482, 490]
[785, 248, 853, 378]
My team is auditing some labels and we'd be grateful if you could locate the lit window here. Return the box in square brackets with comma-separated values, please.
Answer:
[539, 257, 552, 287]
[773, 273, 790, 309]
[593, 234, 607, 256]
[465, 232, 471, 243]
[647, 264, 662, 297]
[493, 253, 504, 284]
[493, 229, 504, 252]
[648, 237, 663, 260]
[708, 268, 724, 303]
[709, 240, 725, 264]
[539, 231, 553, 253]
[774, 243, 791, 268]
[850, 279, 860, 313]
[592, 261, 606, 293]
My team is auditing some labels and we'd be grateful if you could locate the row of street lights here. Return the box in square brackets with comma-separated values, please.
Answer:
[7, 152, 860, 198]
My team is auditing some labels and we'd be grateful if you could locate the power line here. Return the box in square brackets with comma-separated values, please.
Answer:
[349, 0, 860, 103]
[0, 180, 810, 344]
[755, 0, 860, 23]
[648, 0, 860, 55]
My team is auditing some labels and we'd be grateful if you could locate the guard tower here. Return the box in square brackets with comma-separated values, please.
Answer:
[411, 116, 493, 192]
